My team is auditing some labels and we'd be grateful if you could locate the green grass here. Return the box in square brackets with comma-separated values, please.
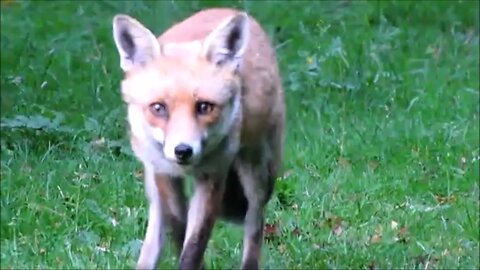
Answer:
[1, 0, 479, 269]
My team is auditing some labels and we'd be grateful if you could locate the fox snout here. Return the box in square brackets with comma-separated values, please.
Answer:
[163, 135, 203, 165]
[173, 143, 193, 163]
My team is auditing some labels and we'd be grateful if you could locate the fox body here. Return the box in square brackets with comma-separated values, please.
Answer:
[112, 8, 285, 270]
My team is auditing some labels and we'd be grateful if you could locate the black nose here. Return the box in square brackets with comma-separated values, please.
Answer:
[174, 144, 193, 162]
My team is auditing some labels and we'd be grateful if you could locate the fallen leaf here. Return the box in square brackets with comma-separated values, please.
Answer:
[367, 261, 378, 270]
[325, 215, 342, 228]
[332, 223, 343, 236]
[337, 157, 350, 168]
[413, 254, 439, 269]
[1, 0, 15, 6]
[282, 169, 293, 179]
[96, 245, 108, 252]
[395, 226, 409, 243]
[394, 202, 407, 209]
[426, 44, 442, 61]
[370, 234, 382, 244]
[411, 146, 420, 156]
[435, 194, 456, 205]
[312, 243, 321, 250]
[368, 160, 380, 171]
[264, 223, 278, 241]
[459, 157, 467, 170]
[92, 137, 106, 147]
[306, 56, 313, 65]
[22, 164, 32, 173]
[264, 223, 277, 234]
[325, 214, 344, 236]
[291, 226, 301, 237]
[110, 217, 118, 227]
[74, 172, 89, 181]
[134, 170, 144, 179]
[391, 220, 399, 230]
[277, 244, 287, 254]
[398, 226, 408, 237]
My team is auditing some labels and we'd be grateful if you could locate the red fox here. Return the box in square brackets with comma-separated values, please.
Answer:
[112, 7, 285, 270]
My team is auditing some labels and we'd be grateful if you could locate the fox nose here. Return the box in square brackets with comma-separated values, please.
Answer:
[174, 144, 193, 162]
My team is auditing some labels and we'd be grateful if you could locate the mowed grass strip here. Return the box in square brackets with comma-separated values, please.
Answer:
[1, 0, 478, 269]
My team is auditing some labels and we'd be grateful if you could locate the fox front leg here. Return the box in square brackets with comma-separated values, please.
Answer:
[236, 157, 275, 270]
[179, 173, 225, 270]
[136, 165, 166, 270]
[155, 175, 188, 256]
[240, 200, 265, 270]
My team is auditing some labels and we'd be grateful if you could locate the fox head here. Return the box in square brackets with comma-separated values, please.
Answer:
[112, 13, 249, 174]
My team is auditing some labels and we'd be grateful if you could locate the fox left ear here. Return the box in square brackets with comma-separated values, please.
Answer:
[112, 14, 161, 72]
[202, 12, 250, 71]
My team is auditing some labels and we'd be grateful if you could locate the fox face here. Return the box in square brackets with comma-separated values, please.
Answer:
[113, 13, 249, 174]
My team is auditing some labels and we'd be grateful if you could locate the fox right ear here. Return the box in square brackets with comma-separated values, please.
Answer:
[112, 14, 161, 71]
[202, 13, 249, 71]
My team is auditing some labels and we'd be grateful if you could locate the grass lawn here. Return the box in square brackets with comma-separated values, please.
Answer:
[1, 0, 479, 269]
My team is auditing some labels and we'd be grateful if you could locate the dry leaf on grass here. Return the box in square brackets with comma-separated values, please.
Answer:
[326, 215, 342, 227]
[134, 170, 144, 179]
[264, 223, 279, 241]
[394, 226, 409, 243]
[1, 0, 16, 6]
[368, 160, 380, 171]
[459, 156, 467, 170]
[333, 223, 343, 236]
[92, 137, 106, 147]
[282, 169, 293, 179]
[370, 234, 382, 244]
[413, 254, 439, 269]
[21, 163, 32, 173]
[325, 215, 344, 236]
[435, 194, 456, 205]
[291, 226, 301, 237]
[367, 261, 378, 270]
[337, 157, 350, 168]
[390, 220, 399, 230]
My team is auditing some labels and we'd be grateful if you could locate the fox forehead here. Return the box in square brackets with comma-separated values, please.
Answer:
[121, 54, 239, 105]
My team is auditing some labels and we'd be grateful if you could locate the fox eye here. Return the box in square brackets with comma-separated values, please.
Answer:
[195, 101, 215, 115]
[149, 102, 168, 118]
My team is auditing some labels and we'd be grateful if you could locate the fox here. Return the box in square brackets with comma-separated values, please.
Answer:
[112, 7, 285, 270]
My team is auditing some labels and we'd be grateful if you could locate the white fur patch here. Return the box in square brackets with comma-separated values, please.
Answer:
[161, 41, 203, 61]
[128, 106, 148, 141]
[151, 127, 165, 143]
[122, 69, 173, 105]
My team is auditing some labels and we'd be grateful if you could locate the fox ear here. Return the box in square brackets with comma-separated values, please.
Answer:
[202, 12, 249, 70]
[112, 14, 161, 71]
